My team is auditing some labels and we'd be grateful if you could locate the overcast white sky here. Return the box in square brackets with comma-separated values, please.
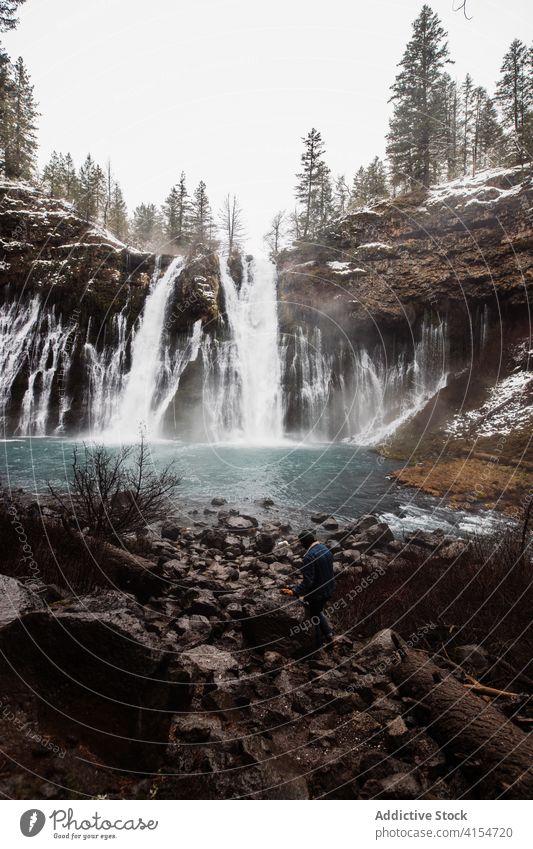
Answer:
[3, 0, 531, 247]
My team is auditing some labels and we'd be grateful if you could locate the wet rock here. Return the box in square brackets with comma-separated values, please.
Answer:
[0, 594, 190, 770]
[256, 497, 275, 508]
[224, 534, 242, 549]
[184, 590, 220, 619]
[348, 514, 380, 534]
[161, 521, 181, 541]
[405, 529, 445, 550]
[311, 512, 329, 524]
[173, 615, 212, 647]
[368, 771, 424, 799]
[241, 592, 311, 656]
[256, 532, 275, 554]
[359, 628, 400, 661]
[200, 528, 226, 550]
[350, 522, 394, 553]
[0, 576, 44, 628]
[440, 539, 470, 561]
[211, 497, 227, 506]
[179, 645, 238, 683]
[385, 716, 409, 742]
[322, 516, 339, 531]
[173, 714, 223, 743]
[350, 711, 382, 737]
[224, 515, 255, 533]
[341, 549, 362, 565]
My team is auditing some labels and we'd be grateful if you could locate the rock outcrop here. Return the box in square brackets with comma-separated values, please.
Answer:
[278, 166, 533, 336]
[0, 179, 221, 434]
[277, 166, 533, 501]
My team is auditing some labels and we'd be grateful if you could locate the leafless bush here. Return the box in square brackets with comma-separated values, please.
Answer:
[48, 435, 180, 543]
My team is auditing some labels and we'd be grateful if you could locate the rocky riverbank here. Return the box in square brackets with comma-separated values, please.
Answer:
[0, 492, 531, 800]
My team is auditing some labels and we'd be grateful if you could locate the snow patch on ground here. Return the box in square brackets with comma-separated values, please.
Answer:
[447, 370, 533, 438]
[426, 166, 528, 212]
[356, 241, 393, 251]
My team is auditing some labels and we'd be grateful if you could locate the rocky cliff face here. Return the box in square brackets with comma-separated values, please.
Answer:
[0, 179, 221, 434]
[278, 166, 532, 335]
[277, 166, 533, 508]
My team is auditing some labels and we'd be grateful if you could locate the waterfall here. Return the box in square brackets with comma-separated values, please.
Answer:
[107, 256, 186, 439]
[0, 250, 451, 445]
[84, 312, 129, 431]
[152, 318, 203, 431]
[0, 297, 40, 430]
[202, 255, 283, 442]
[0, 297, 77, 436]
[281, 315, 449, 444]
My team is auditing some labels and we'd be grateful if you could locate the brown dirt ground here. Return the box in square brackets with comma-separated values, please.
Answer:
[391, 457, 532, 514]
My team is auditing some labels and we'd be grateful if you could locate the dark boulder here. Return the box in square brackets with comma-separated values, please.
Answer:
[241, 592, 312, 656]
[161, 521, 181, 541]
[256, 532, 276, 554]
[0, 591, 192, 770]
[0, 575, 44, 628]
[224, 515, 256, 533]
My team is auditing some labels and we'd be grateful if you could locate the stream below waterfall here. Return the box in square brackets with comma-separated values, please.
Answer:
[0, 437, 501, 537]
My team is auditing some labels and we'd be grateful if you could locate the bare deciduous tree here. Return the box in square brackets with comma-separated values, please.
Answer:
[263, 210, 286, 259]
[49, 435, 180, 542]
[218, 193, 245, 254]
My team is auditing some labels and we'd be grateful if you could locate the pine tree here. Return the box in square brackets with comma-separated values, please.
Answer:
[60, 152, 78, 202]
[4, 56, 38, 179]
[294, 127, 327, 239]
[460, 73, 475, 175]
[333, 175, 350, 215]
[131, 203, 163, 251]
[496, 38, 532, 165]
[0, 46, 11, 174]
[365, 156, 389, 199]
[92, 163, 106, 221]
[386, 5, 451, 189]
[163, 173, 190, 249]
[351, 158, 389, 206]
[77, 154, 102, 221]
[41, 150, 63, 196]
[107, 182, 128, 241]
[0, 0, 25, 32]
[440, 73, 460, 179]
[351, 165, 368, 205]
[472, 87, 502, 174]
[315, 161, 334, 230]
[190, 180, 211, 244]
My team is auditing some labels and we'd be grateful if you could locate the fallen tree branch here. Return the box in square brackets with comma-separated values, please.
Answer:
[392, 649, 533, 799]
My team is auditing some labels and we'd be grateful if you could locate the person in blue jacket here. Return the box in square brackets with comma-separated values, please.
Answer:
[282, 529, 336, 649]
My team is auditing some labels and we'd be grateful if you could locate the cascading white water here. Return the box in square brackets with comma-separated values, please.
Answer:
[84, 312, 129, 430]
[152, 318, 203, 431]
[107, 256, 185, 439]
[0, 297, 41, 430]
[202, 255, 283, 442]
[0, 250, 453, 444]
[18, 310, 73, 436]
[282, 315, 449, 444]
[0, 297, 76, 436]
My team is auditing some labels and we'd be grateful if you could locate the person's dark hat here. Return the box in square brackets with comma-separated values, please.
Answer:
[298, 529, 315, 548]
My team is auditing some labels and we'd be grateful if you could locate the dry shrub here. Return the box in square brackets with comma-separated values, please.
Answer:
[332, 519, 532, 678]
